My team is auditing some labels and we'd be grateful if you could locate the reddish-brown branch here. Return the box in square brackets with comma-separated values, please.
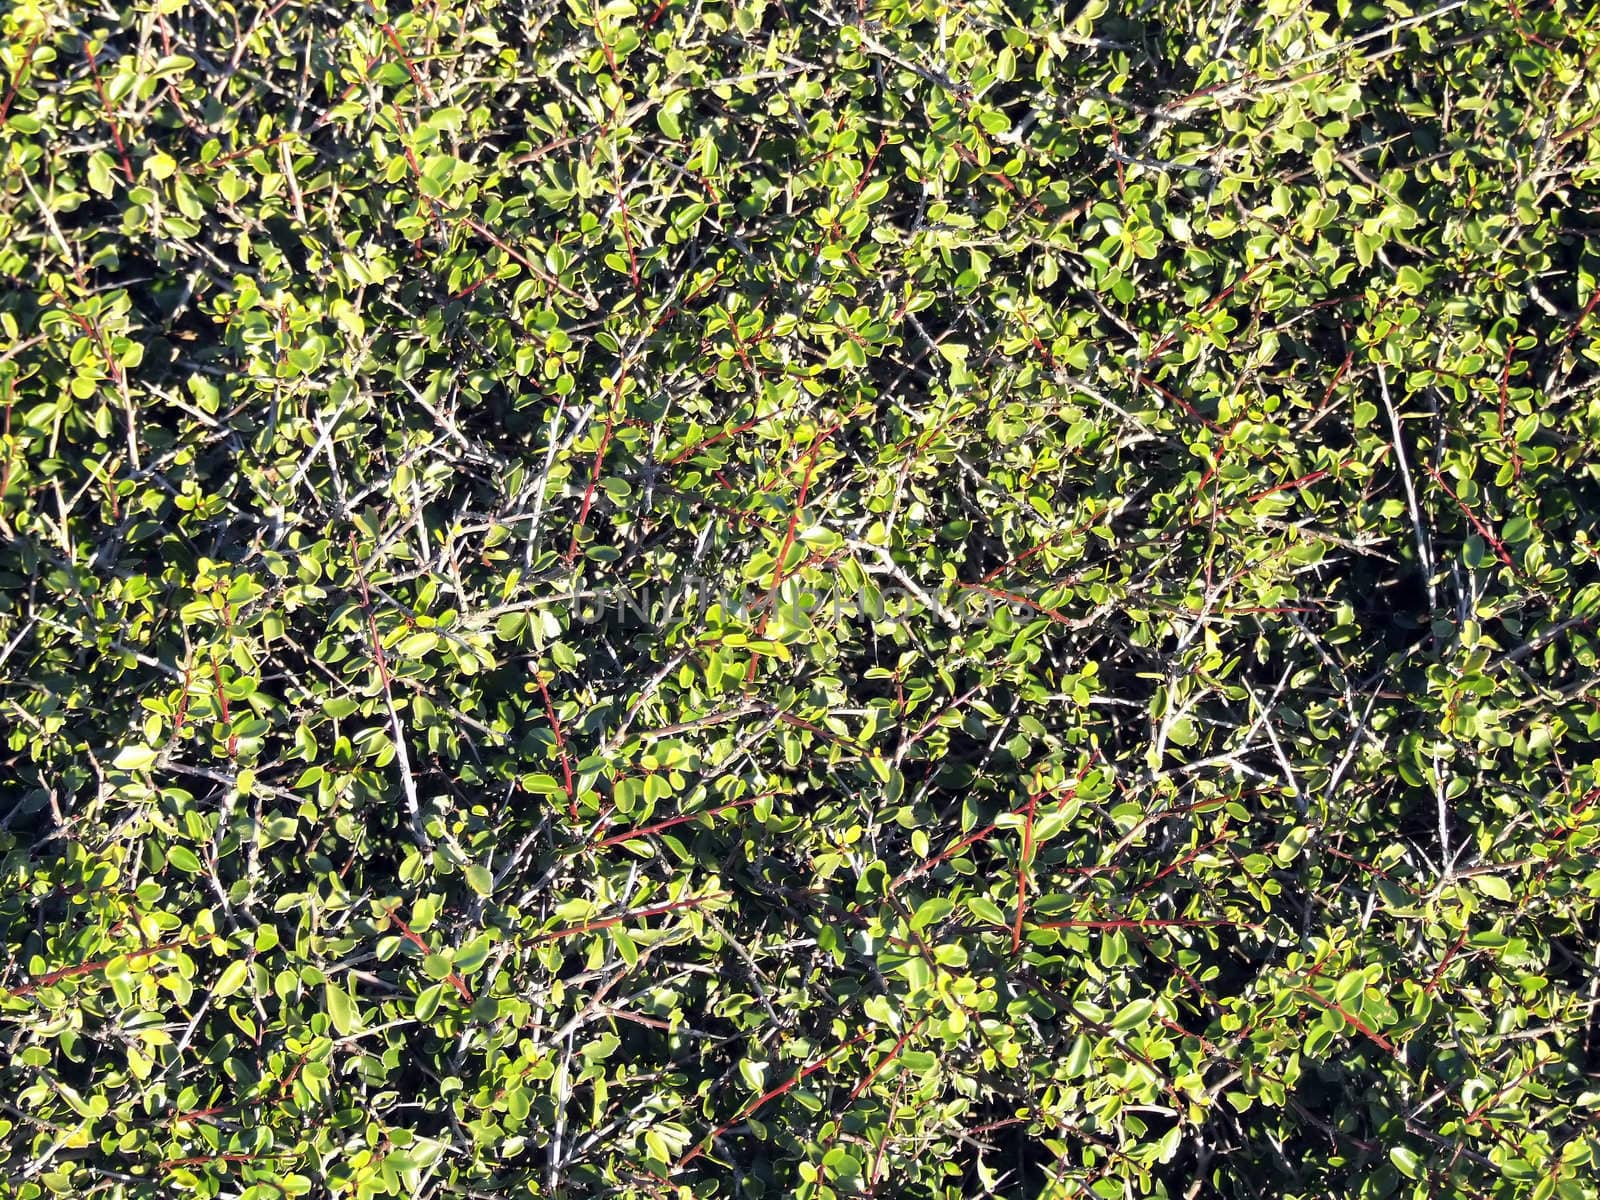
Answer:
[815, 1017, 929, 1193]
[955, 581, 1085, 627]
[845, 1018, 926, 1107]
[1566, 287, 1600, 345]
[762, 442, 820, 603]
[84, 43, 136, 183]
[533, 893, 727, 944]
[592, 797, 759, 848]
[566, 414, 615, 563]
[1135, 823, 1233, 892]
[150, 16, 206, 133]
[1036, 928, 1260, 934]
[375, 22, 435, 102]
[1199, 456, 1358, 522]
[1137, 373, 1221, 430]
[1497, 342, 1523, 480]
[348, 535, 396, 698]
[172, 657, 194, 737]
[1423, 929, 1470, 994]
[460, 216, 584, 300]
[160, 1152, 288, 1170]
[848, 129, 891, 201]
[747, 413, 857, 681]
[1147, 259, 1276, 361]
[1300, 985, 1399, 1056]
[1321, 346, 1355, 407]
[666, 417, 760, 466]
[650, 266, 724, 333]
[980, 531, 1062, 584]
[209, 652, 236, 758]
[533, 672, 577, 818]
[384, 906, 472, 1002]
[5, 938, 197, 998]
[677, 1029, 874, 1170]
[1012, 786, 1039, 953]
[0, 379, 14, 519]
[617, 192, 644, 301]
[892, 756, 1098, 897]
[1422, 463, 1518, 570]
[0, 31, 42, 125]
[388, 101, 447, 243]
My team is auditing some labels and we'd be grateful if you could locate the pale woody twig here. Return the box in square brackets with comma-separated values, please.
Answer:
[845, 536, 961, 631]
[1378, 364, 1436, 614]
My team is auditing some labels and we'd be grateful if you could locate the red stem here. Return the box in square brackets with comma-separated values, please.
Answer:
[1300, 985, 1399, 1055]
[1497, 342, 1523, 480]
[533, 893, 727, 945]
[677, 1029, 874, 1170]
[1012, 786, 1039, 953]
[1137, 373, 1220, 430]
[84, 43, 136, 183]
[566, 414, 615, 563]
[384, 906, 472, 1002]
[533, 673, 577, 818]
[592, 797, 759, 848]
[6, 937, 198, 998]
[667, 417, 759, 466]
[210, 652, 236, 758]
[1422, 463, 1518, 570]
[1036, 928, 1260, 934]
[0, 32, 42, 125]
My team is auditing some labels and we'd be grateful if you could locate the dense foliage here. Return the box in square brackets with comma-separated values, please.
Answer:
[4, 0, 1600, 1196]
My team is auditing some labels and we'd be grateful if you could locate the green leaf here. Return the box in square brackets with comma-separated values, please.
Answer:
[1111, 998, 1155, 1031]
[414, 983, 444, 1023]
[214, 960, 251, 998]
[1473, 874, 1513, 902]
[166, 846, 201, 874]
[1390, 1146, 1422, 1179]
[325, 982, 358, 1036]
[966, 896, 1008, 926]
[114, 745, 159, 771]
[454, 934, 492, 974]
[611, 925, 639, 966]
[1276, 825, 1311, 866]
[913, 897, 955, 931]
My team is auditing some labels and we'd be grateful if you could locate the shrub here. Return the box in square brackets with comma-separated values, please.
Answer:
[3, 1, 1600, 1197]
